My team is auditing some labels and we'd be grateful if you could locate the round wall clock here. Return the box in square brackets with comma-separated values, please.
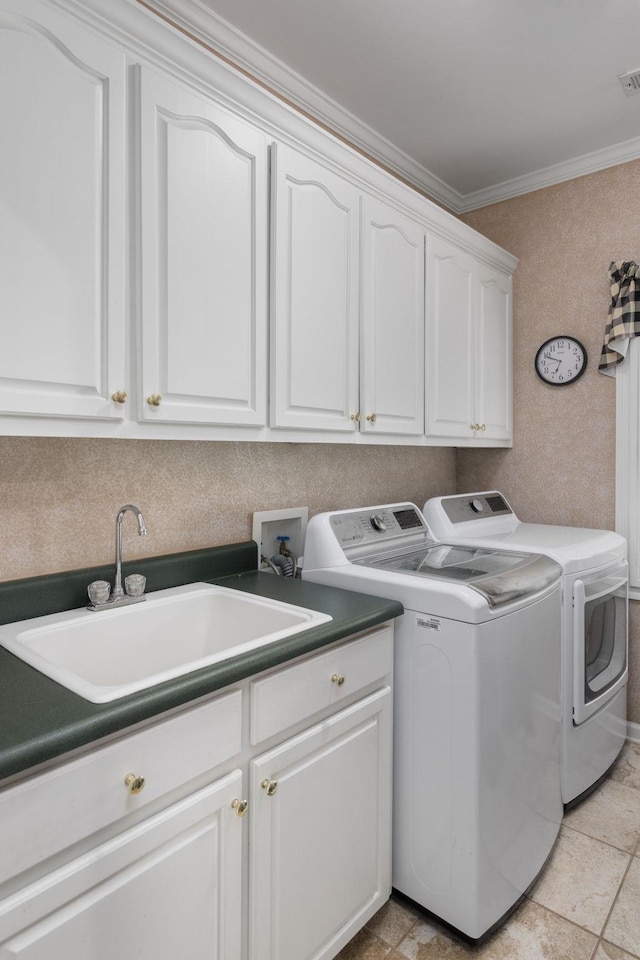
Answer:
[534, 336, 588, 386]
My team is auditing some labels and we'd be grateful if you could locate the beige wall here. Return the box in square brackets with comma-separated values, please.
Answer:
[0, 437, 454, 581]
[2, 160, 638, 721]
[459, 158, 640, 723]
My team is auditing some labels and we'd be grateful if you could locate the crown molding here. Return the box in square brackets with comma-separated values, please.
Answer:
[459, 135, 640, 211]
[136, 0, 463, 212]
[139, 0, 640, 214]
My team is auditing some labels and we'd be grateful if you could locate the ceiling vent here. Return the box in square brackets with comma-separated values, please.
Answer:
[618, 69, 640, 96]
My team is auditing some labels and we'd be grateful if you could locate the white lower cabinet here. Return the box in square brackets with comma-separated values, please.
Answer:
[249, 688, 392, 960]
[0, 773, 243, 960]
[0, 624, 393, 960]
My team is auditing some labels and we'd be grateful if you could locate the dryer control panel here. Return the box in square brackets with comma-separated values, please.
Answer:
[438, 492, 513, 524]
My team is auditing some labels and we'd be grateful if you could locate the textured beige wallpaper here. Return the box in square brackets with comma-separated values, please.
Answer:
[3, 162, 638, 724]
[0, 437, 454, 581]
[460, 158, 640, 723]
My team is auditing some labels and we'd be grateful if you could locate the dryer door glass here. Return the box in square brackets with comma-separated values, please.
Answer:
[573, 566, 628, 725]
[584, 593, 626, 701]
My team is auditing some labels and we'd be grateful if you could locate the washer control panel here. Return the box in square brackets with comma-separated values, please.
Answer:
[329, 504, 428, 549]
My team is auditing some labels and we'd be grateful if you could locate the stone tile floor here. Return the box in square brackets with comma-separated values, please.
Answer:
[336, 740, 640, 960]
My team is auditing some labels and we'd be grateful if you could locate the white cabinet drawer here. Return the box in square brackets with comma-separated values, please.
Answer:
[0, 690, 242, 886]
[250, 626, 393, 744]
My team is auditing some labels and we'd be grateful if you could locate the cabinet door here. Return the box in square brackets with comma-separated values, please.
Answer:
[138, 67, 268, 425]
[475, 263, 512, 441]
[361, 198, 425, 435]
[425, 234, 475, 438]
[0, 0, 126, 420]
[270, 144, 360, 432]
[0, 773, 243, 960]
[249, 688, 392, 960]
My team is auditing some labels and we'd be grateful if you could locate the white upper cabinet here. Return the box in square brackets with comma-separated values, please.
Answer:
[0, 0, 126, 420]
[0, 0, 515, 444]
[270, 143, 360, 432]
[426, 234, 512, 442]
[360, 198, 425, 436]
[475, 262, 512, 441]
[137, 67, 269, 426]
[426, 235, 475, 439]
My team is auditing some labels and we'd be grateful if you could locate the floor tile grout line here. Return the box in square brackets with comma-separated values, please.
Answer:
[559, 818, 640, 858]
[588, 846, 637, 954]
[524, 893, 616, 942]
[363, 906, 423, 952]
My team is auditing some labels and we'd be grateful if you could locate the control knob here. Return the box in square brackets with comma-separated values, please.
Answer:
[470, 499, 485, 514]
[370, 513, 387, 532]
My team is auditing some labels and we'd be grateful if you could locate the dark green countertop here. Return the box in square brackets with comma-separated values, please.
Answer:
[0, 543, 402, 782]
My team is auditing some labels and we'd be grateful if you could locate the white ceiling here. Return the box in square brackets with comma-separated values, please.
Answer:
[154, 0, 640, 211]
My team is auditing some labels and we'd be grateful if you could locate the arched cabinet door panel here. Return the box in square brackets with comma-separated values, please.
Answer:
[270, 143, 360, 433]
[361, 196, 425, 437]
[137, 66, 269, 426]
[426, 234, 512, 443]
[0, 0, 126, 420]
[425, 234, 475, 439]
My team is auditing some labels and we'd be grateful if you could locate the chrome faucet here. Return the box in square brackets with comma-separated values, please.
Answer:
[86, 505, 148, 611]
[112, 504, 147, 599]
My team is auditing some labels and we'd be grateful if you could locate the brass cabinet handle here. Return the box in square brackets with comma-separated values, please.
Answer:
[480, 423, 486, 431]
[331, 673, 346, 687]
[366, 413, 377, 423]
[350, 412, 361, 422]
[124, 773, 145, 795]
[261, 778, 278, 797]
[146, 393, 162, 407]
[471, 423, 486, 432]
[111, 390, 128, 404]
[231, 798, 248, 817]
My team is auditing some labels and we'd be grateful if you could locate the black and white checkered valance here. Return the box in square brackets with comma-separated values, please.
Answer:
[599, 260, 640, 376]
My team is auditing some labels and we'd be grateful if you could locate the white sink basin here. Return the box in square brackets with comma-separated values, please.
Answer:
[0, 583, 332, 703]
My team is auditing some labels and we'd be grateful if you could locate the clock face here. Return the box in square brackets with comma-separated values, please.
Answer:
[535, 336, 587, 386]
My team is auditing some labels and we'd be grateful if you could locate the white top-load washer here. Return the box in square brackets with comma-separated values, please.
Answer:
[423, 492, 628, 807]
[303, 503, 563, 942]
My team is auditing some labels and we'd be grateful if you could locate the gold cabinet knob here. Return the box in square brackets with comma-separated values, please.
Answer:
[146, 393, 162, 407]
[111, 390, 128, 404]
[366, 413, 377, 423]
[231, 798, 249, 817]
[261, 778, 278, 797]
[350, 412, 361, 422]
[480, 423, 486, 431]
[331, 673, 346, 687]
[471, 423, 479, 431]
[124, 773, 146, 795]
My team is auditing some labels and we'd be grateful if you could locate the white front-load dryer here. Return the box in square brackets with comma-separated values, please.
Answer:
[302, 503, 563, 942]
[423, 491, 628, 806]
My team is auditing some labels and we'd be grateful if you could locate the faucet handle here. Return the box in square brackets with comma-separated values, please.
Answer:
[88, 580, 111, 605]
[125, 574, 146, 598]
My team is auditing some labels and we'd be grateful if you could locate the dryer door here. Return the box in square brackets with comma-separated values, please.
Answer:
[573, 563, 628, 725]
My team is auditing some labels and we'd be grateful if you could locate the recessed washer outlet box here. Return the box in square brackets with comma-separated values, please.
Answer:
[618, 69, 640, 95]
[252, 507, 309, 574]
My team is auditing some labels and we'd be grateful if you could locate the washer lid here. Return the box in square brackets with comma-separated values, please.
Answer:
[355, 544, 561, 607]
